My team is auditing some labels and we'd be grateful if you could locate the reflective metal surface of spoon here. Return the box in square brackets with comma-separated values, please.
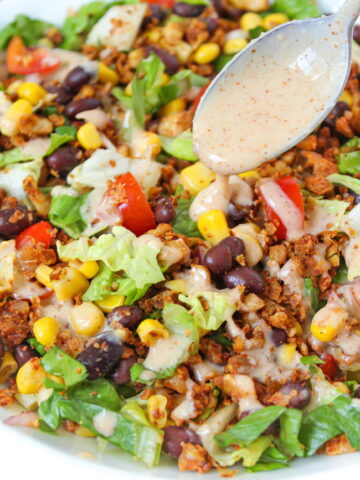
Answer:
[193, 0, 360, 175]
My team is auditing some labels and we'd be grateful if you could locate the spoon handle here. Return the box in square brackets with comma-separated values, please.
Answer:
[336, 0, 360, 27]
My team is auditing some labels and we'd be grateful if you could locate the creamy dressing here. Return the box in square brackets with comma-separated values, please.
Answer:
[259, 179, 303, 240]
[191, 360, 224, 383]
[171, 378, 197, 422]
[93, 410, 117, 437]
[193, 20, 346, 175]
[143, 334, 190, 373]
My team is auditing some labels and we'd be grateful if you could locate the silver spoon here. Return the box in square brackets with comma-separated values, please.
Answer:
[193, 0, 360, 175]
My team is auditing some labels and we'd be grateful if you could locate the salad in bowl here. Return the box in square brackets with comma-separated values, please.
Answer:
[0, 0, 359, 475]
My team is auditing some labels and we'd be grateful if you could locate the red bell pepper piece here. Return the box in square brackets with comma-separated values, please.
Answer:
[6, 36, 60, 75]
[16, 221, 52, 249]
[142, 0, 175, 8]
[320, 353, 338, 380]
[192, 81, 211, 113]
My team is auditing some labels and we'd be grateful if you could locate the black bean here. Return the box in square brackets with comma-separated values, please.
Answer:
[223, 266, 264, 293]
[154, 196, 175, 224]
[0, 339, 4, 363]
[324, 101, 350, 128]
[280, 382, 311, 409]
[219, 236, 244, 259]
[0, 206, 35, 238]
[142, 4, 167, 27]
[107, 306, 144, 330]
[46, 146, 80, 176]
[354, 386, 360, 398]
[46, 85, 74, 105]
[64, 67, 93, 92]
[271, 327, 287, 347]
[227, 202, 246, 224]
[201, 17, 218, 34]
[65, 98, 101, 119]
[76, 333, 124, 379]
[163, 426, 201, 458]
[146, 46, 179, 75]
[111, 354, 137, 385]
[173, 2, 206, 17]
[211, 0, 242, 19]
[13, 343, 37, 367]
[354, 25, 360, 45]
[204, 244, 233, 274]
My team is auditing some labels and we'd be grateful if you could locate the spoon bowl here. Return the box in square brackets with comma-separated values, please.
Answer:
[193, 0, 360, 175]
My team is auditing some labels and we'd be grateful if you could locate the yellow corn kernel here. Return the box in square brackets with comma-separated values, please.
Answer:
[339, 90, 353, 108]
[51, 267, 89, 301]
[98, 62, 119, 86]
[234, 231, 262, 267]
[33, 316, 59, 348]
[137, 319, 170, 346]
[138, 132, 162, 157]
[0, 99, 33, 136]
[294, 321, 303, 336]
[164, 279, 188, 293]
[197, 209, 230, 245]
[223, 38, 248, 55]
[125, 82, 133, 96]
[238, 169, 259, 179]
[310, 305, 347, 342]
[16, 358, 46, 394]
[35, 264, 53, 289]
[277, 343, 297, 366]
[69, 260, 99, 279]
[0, 352, 18, 383]
[147, 394, 168, 428]
[146, 27, 162, 42]
[161, 73, 170, 86]
[240, 12, 262, 31]
[77, 122, 103, 150]
[95, 294, 125, 313]
[262, 13, 289, 31]
[179, 162, 216, 195]
[75, 425, 96, 437]
[17, 82, 46, 106]
[159, 98, 186, 117]
[70, 302, 105, 336]
[193, 43, 220, 65]
[173, 41, 192, 64]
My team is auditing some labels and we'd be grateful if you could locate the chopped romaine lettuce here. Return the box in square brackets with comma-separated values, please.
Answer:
[0, 148, 33, 169]
[67, 378, 122, 411]
[328, 173, 360, 195]
[57, 226, 164, 289]
[159, 69, 208, 105]
[0, 14, 55, 50]
[179, 291, 236, 331]
[304, 277, 324, 313]
[0, 157, 43, 200]
[271, 0, 321, 19]
[213, 54, 234, 73]
[45, 126, 77, 156]
[172, 192, 203, 238]
[49, 191, 88, 238]
[279, 409, 304, 457]
[41, 346, 87, 387]
[160, 130, 198, 162]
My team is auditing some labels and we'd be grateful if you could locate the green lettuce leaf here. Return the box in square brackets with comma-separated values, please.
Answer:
[45, 126, 77, 156]
[280, 409, 304, 457]
[0, 157, 43, 200]
[215, 406, 286, 449]
[160, 130, 198, 162]
[49, 192, 88, 238]
[300, 355, 324, 366]
[82, 262, 150, 304]
[41, 346, 87, 387]
[67, 378, 122, 411]
[159, 69, 208, 104]
[245, 446, 290, 472]
[333, 256, 348, 284]
[337, 137, 360, 174]
[58, 399, 163, 466]
[249, 26, 266, 39]
[271, 0, 321, 19]
[304, 277, 325, 313]
[0, 148, 33, 169]
[328, 173, 360, 195]
[57, 226, 164, 289]
[38, 393, 63, 431]
[179, 291, 236, 331]
[213, 54, 234, 73]
[172, 194, 203, 238]
[0, 14, 55, 50]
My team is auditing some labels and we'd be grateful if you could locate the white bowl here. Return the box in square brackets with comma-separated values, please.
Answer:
[0, 1, 359, 479]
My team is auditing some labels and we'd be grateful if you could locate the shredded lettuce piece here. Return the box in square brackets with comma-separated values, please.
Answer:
[0, 14, 55, 49]
[337, 137, 360, 174]
[0, 148, 33, 169]
[172, 189, 203, 238]
[213, 54, 234, 73]
[45, 126, 77, 156]
[160, 130, 198, 162]
[179, 291, 236, 331]
[57, 226, 164, 289]
[41, 346, 87, 387]
[271, 0, 321, 19]
[49, 191, 88, 238]
[0, 157, 42, 200]
[159, 69, 208, 104]
[328, 173, 360, 195]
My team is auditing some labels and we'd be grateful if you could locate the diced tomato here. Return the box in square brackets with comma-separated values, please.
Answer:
[192, 81, 211, 112]
[263, 176, 305, 240]
[6, 36, 60, 75]
[116, 172, 156, 236]
[143, 0, 175, 8]
[16, 221, 52, 249]
[320, 354, 338, 380]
